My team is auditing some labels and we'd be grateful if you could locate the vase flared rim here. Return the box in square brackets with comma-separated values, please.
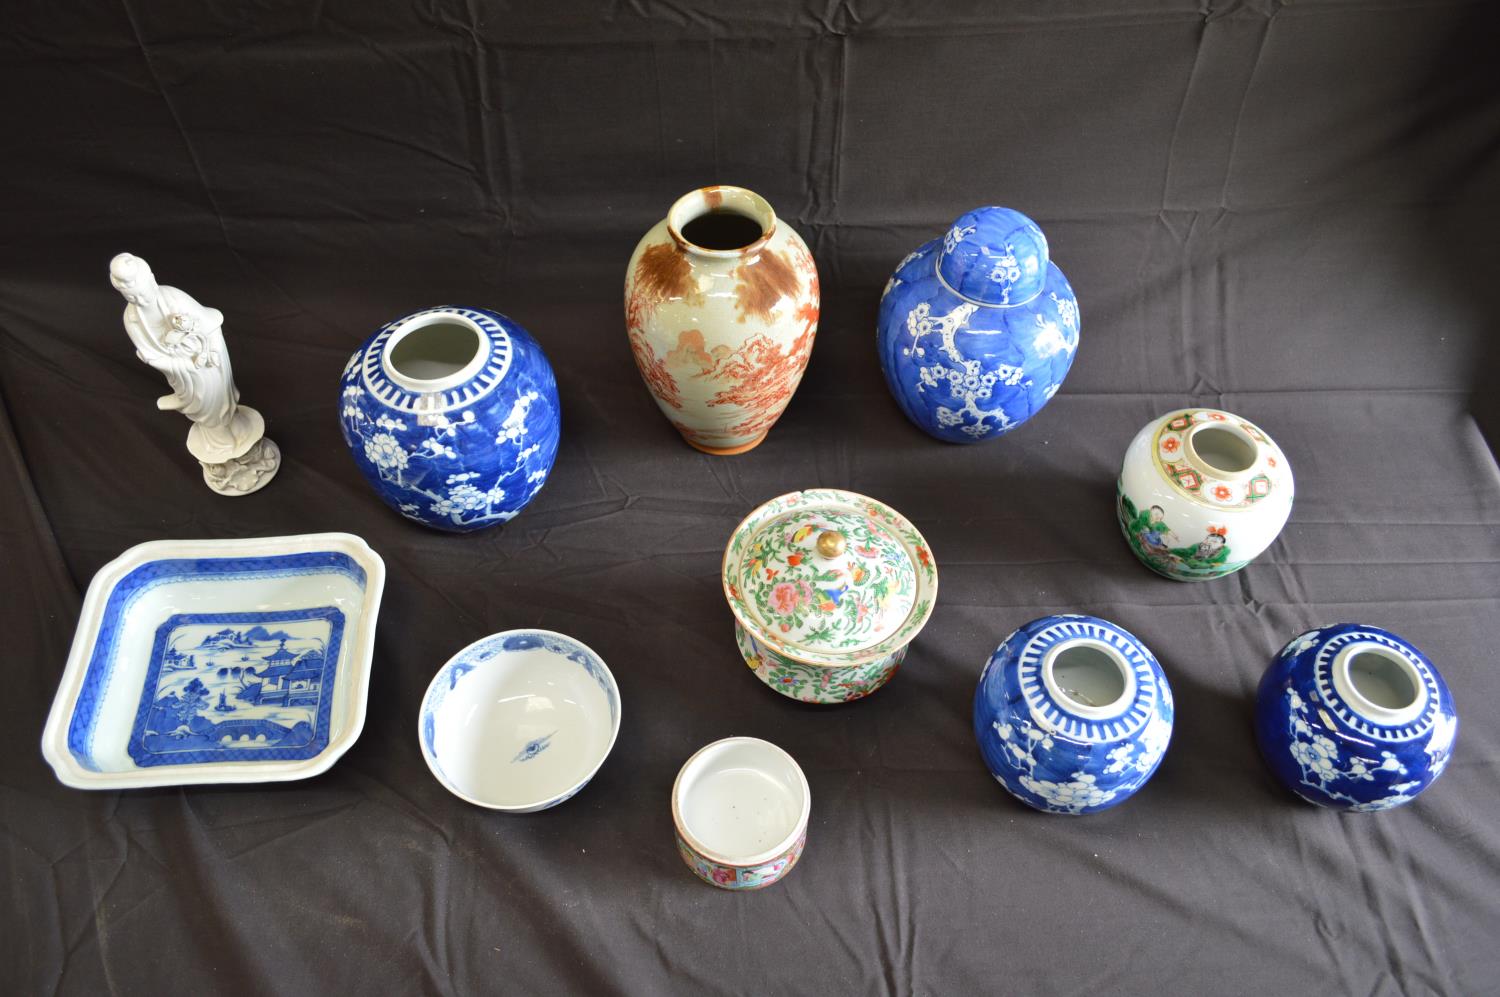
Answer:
[667, 185, 778, 258]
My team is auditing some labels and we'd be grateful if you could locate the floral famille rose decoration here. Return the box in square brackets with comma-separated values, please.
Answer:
[723, 489, 937, 704]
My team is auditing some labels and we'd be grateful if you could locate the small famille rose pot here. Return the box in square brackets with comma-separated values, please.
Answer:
[624, 185, 819, 455]
[973, 615, 1174, 815]
[1117, 408, 1293, 581]
[672, 737, 810, 890]
[722, 489, 938, 705]
[1255, 624, 1457, 812]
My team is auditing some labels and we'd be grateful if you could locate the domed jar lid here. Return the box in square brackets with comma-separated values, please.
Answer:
[722, 489, 938, 667]
[936, 206, 1049, 307]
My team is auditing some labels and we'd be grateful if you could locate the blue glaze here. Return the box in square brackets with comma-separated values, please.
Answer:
[877, 207, 1079, 443]
[126, 608, 344, 767]
[512, 731, 556, 763]
[339, 306, 561, 532]
[1254, 624, 1457, 812]
[66, 552, 368, 771]
[973, 615, 1173, 815]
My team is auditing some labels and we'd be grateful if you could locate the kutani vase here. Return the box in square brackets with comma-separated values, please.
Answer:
[1117, 408, 1293, 580]
[876, 206, 1079, 443]
[625, 186, 819, 454]
[723, 489, 937, 704]
[339, 306, 561, 532]
[974, 615, 1174, 815]
[1255, 624, 1457, 812]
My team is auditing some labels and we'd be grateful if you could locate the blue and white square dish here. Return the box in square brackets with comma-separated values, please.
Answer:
[42, 533, 385, 789]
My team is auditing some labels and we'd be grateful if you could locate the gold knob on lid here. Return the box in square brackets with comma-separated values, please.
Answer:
[815, 530, 846, 559]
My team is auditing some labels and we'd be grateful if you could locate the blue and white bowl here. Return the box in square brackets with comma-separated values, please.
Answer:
[339, 305, 561, 532]
[419, 630, 621, 812]
[974, 615, 1174, 814]
[1255, 624, 1457, 812]
[877, 206, 1079, 443]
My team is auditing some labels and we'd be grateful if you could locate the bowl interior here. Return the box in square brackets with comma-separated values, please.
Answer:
[424, 634, 617, 809]
[677, 738, 807, 863]
[66, 550, 373, 775]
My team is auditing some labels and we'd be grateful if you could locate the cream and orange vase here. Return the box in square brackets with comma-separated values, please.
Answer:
[624, 186, 819, 455]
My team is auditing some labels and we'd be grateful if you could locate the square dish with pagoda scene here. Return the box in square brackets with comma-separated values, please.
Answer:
[43, 534, 384, 789]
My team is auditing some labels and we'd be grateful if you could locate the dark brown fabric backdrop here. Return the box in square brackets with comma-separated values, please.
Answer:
[3, 2, 1499, 994]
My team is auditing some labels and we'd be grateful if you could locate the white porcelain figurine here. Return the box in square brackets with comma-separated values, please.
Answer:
[110, 253, 280, 495]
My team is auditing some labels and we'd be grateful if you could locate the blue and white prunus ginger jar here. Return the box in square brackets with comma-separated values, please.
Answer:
[339, 306, 561, 532]
[973, 615, 1173, 814]
[1255, 624, 1457, 812]
[876, 206, 1079, 443]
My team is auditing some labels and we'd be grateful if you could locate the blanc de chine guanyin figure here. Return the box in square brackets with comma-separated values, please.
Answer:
[110, 253, 280, 495]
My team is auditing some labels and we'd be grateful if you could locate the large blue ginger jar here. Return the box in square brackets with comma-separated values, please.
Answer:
[339, 306, 561, 532]
[877, 207, 1079, 443]
[1255, 624, 1457, 812]
[974, 615, 1173, 815]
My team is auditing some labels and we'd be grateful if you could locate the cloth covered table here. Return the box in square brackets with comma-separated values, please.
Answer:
[2, 2, 1498, 993]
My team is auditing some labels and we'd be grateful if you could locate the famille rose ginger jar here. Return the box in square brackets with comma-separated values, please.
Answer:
[339, 306, 561, 532]
[1117, 408, 1293, 580]
[1255, 624, 1457, 812]
[722, 489, 937, 705]
[672, 737, 810, 890]
[974, 616, 1174, 815]
[624, 186, 819, 455]
[876, 206, 1079, 443]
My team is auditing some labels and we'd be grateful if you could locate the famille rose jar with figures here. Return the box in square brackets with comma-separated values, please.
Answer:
[876, 206, 1080, 443]
[624, 185, 819, 455]
[973, 615, 1174, 815]
[1255, 624, 1457, 812]
[722, 489, 937, 705]
[1117, 408, 1293, 581]
[339, 306, 561, 532]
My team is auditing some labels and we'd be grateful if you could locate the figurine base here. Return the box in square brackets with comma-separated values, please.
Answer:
[187, 406, 265, 464]
[685, 432, 768, 456]
[201, 437, 280, 496]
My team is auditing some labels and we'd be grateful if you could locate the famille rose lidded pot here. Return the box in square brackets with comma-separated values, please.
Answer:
[625, 185, 819, 455]
[339, 306, 561, 532]
[876, 206, 1079, 443]
[1117, 408, 1293, 580]
[974, 615, 1174, 815]
[722, 489, 937, 704]
[1255, 624, 1457, 812]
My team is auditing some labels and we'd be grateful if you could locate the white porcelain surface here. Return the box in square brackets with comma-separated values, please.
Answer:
[109, 253, 281, 495]
[41, 533, 385, 789]
[419, 630, 621, 812]
[624, 185, 819, 454]
[1117, 408, 1294, 581]
[672, 736, 810, 867]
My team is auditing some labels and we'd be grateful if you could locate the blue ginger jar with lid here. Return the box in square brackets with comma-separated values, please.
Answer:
[973, 615, 1173, 814]
[339, 305, 561, 532]
[877, 207, 1079, 443]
